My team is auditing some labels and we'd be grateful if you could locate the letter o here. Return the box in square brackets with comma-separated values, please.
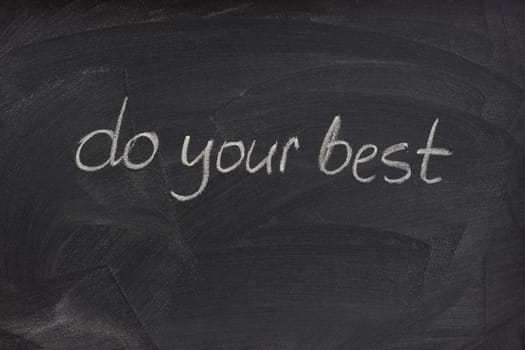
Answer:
[216, 141, 245, 173]
[122, 132, 159, 170]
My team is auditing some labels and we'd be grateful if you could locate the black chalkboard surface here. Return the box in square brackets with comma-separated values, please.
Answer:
[1, 1, 525, 349]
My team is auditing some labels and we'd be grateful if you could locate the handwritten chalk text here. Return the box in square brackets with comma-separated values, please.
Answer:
[75, 97, 453, 201]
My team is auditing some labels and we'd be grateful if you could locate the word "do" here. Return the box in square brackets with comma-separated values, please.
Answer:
[75, 97, 159, 171]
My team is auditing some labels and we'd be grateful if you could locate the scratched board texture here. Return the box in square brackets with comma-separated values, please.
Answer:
[1, 0, 525, 349]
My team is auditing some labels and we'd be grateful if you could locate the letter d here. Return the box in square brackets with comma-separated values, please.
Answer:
[75, 97, 128, 171]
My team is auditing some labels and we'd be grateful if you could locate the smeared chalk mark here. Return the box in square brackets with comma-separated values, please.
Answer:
[204, 3, 253, 18]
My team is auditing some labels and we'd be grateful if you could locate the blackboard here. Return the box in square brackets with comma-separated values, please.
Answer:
[1, 1, 525, 349]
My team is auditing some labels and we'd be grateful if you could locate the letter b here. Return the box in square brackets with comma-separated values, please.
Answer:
[318, 116, 352, 175]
